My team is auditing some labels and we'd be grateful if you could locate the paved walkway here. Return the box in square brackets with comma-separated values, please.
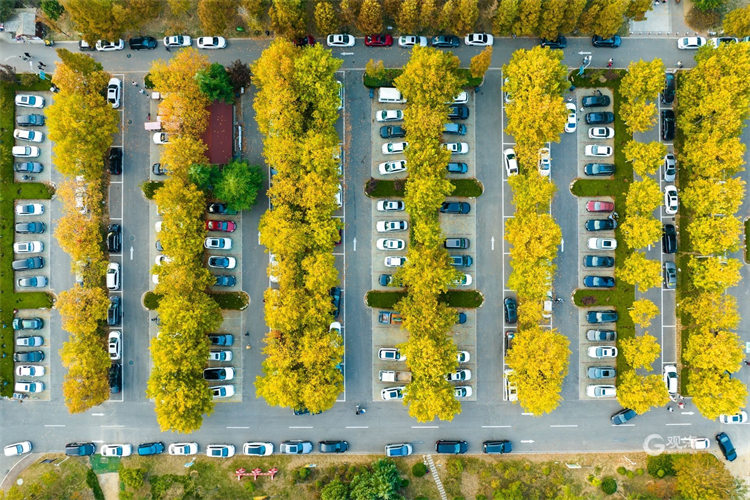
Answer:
[630, 0, 696, 36]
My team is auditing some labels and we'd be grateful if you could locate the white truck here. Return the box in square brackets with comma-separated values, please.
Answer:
[378, 370, 412, 383]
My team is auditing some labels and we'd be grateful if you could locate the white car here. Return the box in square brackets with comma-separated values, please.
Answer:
[108, 331, 121, 360]
[664, 185, 678, 215]
[454, 386, 472, 398]
[378, 347, 405, 361]
[204, 237, 232, 250]
[101, 444, 132, 457]
[452, 91, 468, 104]
[106, 262, 121, 290]
[14, 381, 44, 393]
[13, 129, 43, 142]
[381, 386, 405, 400]
[206, 444, 235, 458]
[663, 364, 678, 395]
[336, 80, 343, 111]
[196, 36, 227, 49]
[327, 34, 355, 47]
[587, 346, 618, 358]
[677, 36, 706, 49]
[586, 385, 616, 398]
[335, 183, 343, 208]
[376, 110, 403, 122]
[168, 442, 198, 455]
[382, 142, 408, 155]
[504, 148, 519, 176]
[163, 35, 191, 47]
[153, 132, 169, 144]
[398, 35, 427, 47]
[444, 142, 468, 154]
[13, 241, 43, 253]
[457, 351, 470, 363]
[15, 203, 44, 216]
[211, 385, 235, 399]
[208, 256, 236, 269]
[587, 237, 617, 250]
[588, 127, 614, 139]
[719, 411, 747, 424]
[465, 33, 493, 46]
[384, 256, 406, 267]
[377, 200, 404, 211]
[155, 254, 171, 265]
[3, 441, 32, 457]
[15, 365, 45, 377]
[12, 146, 40, 158]
[243, 442, 274, 456]
[15, 95, 44, 108]
[329, 322, 341, 335]
[378, 160, 406, 175]
[565, 102, 576, 133]
[452, 273, 473, 287]
[689, 437, 710, 450]
[538, 147, 551, 177]
[208, 350, 233, 362]
[377, 238, 405, 250]
[584, 145, 612, 157]
[446, 369, 472, 381]
[95, 39, 125, 51]
[376, 220, 408, 232]
[106, 78, 122, 109]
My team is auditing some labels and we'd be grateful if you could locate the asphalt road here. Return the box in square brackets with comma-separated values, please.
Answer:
[1, 36, 748, 474]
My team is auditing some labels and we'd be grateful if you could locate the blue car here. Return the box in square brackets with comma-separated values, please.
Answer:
[208, 334, 233, 346]
[587, 310, 618, 324]
[137, 442, 165, 456]
[716, 432, 736, 461]
[584, 276, 615, 288]
[611, 408, 637, 425]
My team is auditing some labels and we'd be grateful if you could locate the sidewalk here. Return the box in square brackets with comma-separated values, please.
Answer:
[630, 0, 696, 36]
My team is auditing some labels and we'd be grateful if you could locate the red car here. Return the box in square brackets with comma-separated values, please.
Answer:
[294, 36, 316, 47]
[206, 220, 237, 232]
[365, 34, 393, 47]
[586, 200, 614, 213]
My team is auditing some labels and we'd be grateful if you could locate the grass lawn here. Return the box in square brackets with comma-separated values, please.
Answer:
[365, 178, 483, 198]
[568, 69, 637, 378]
[363, 67, 482, 89]
[745, 218, 749, 263]
[366, 290, 483, 309]
[0, 77, 55, 397]
[143, 291, 249, 310]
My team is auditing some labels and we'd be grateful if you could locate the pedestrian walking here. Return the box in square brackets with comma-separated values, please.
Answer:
[676, 61, 683, 69]
[668, 406, 674, 412]
[165, 45, 170, 52]
[678, 402, 685, 409]
[147, 112, 151, 121]
[131, 80, 138, 86]
[23, 52, 31, 59]
[607, 58, 614, 68]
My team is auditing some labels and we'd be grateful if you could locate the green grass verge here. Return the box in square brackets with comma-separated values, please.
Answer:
[143, 292, 162, 310]
[141, 181, 163, 200]
[365, 178, 483, 198]
[366, 290, 483, 309]
[363, 67, 482, 89]
[0, 77, 56, 397]
[745, 219, 749, 263]
[144, 291, 248, 310]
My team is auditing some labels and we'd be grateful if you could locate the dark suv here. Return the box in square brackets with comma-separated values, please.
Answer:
[15, 222, 45, 234]
[440, 202, 470, 214]
[137, 442, 165, 455]
[585, 112, 615, 125]
[611, 408, 637, 425]
[661, 110, 675, 140]
[582, 95, 611, 107]
[483, 440, 512, 454]
[12, 256, 44, 271]
[662, 224, 677, 254]
[662, 73, 675, 104]
[107, 224, 121, 253]
[16, 114, 45, 126]
[592, 35, 621, 48]
[431, 35, 460, 48]
[330, 287, 342, 318]
[109, 363, 122, 393]
[448, 104, 469, 120]
[107, 296, 121, 326]
[540, 37, 567, 49]
[435, 440, 468, 454]
[504, 297, 517, 324]
[65, 442, 96, 456]
[584, 163, 615, 176]
[379, 126, 406, 139]
[108, 147, 122, 175]
[128, 36, 157, 50]
[14, 351, 44, 362]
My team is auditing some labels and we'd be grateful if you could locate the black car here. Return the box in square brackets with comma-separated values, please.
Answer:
[319, 440, 349, 453]
[214, 275, 236, 287]
[585, 112, 615, 124]
[447, 162, 468, 174]
[448, 104, 469, 120]
[14, 350, 44, 362]
[450, 255, 473, 267]
[12, 256, 44, 271]
[16, 114, 45, 126]
[107, 224, 121, 253]
[587, 310, 618, 323]
[662, 224, 677, 254]
[592, 35, 621, 48]
[108, 147, 122, 175]
[330, 287, 342, 319]
[65, 442, 96, 456]
[582, 95, 611, 107]
[14, 162, 43, 173]
[585, 219, 616, 231]
[504, 297, 517, 324]
[152, 162, 167, 176]
[540, 36, 567, 49]
[662, 73, 675, 104]
[138, 442, 165, 455]
[203, 368, 232, 381]
[379, 125, 406, 139]
[107, 296, 121, 326]
[440, 202, 470, 214]
[584, 163, 615, 176]
[716, 432, 736, 461]
[15, 222, 45, 234]
[661, 109, 675, 140]
[483, 440, 512, 454]
[128, 36, 157, 50]
[109, 362, 122, 393]
[611, 408, 637, 425]
[583, 255, 614, 268]
[431, 35, 460, 48]
[435, 440, 468, 454]
[379, 274, 392, 286]
[584, 276, 615, 288]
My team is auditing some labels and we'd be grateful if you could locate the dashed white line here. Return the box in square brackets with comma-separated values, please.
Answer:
[44, 424, 65, 427]
[91, 413, 104, 416]
[289, 426, 313, 429]
[345, 426, 368, 429]
[226, 426, 250, 429]
[665, 422, 691, 426]
[521, 412, 534, 416]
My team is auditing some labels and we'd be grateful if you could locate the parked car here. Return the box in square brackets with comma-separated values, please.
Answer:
[280, 440, 313, 454]
[204, 237, 232, 250]
[662, 109, 675, 140]
[107, 223, 121, 253]
[13, 129, 44, 142]
[454, 386, 472, 398]
[163, 35, 191, 47]
[447, 162, 468, 174]
[503, 148, 519, 176]
[168, 443, 198, 455]
[106, 78, 122, 108]
[16, 336, 44, 347]
[538, 147, 551, 177]
[137, 442, 165, 456]
[504, 297, 517, 324]
[196, 36, 227, 49]
[719, 411, 747, 424]
[214, 275, 236, 287]
[663, 154, 676, 182]
[446, 369, 471, 382]
[109, 147, 122, 175]
[587, 310, 618, 323]
[584, 163, 615, 176]
[65, 442, 96, 456]
[587, 385, 616, 398]
[585, 112, 615, 125]
[12, 317, 43, 330]
[611, 408, 637, 425]
[101, 444, 132, 457]
[483, 441, 511, 454]
[208, 334, 233, 346]
[715, 432, 736, 461]
[106, 262, 120, 290]
[435, 440, 468, 454]
[243, 442, 274, 456]
[15, 95, 45, 108]
[585, 219, 616, 231]
[13, 351, 44, 362]
[445, 238, 469, 249]
[592, 35, 621, 47]
[444, 142, 468, 154]
[294, 35, 316, 47]
[587, 329, 616, 341]
[584, 276, 615, 288]
[4, 441, 32, 457]
[365, 34, 393, 47]
[108, 331, 121, 360]
[540, 37, 567, 49]
[582, 95, 611, 107]
[378, 348, 405, 361]
[385, 443, 412, 457]
[327, 34, 355, 47]
[662, 224, 677, 254]
[663, 364, 678, 395]
[153, 132, 169, 144]
[586, 200, 614, 212]
[379, 160, 407, 175]
[203, 367, 234, 381]
[109, 362, 121, 393]
[211, 385, 235, 398]
[398, 35, 427, 47]
[450, 255, 473, 267]
[677, 36, 706, 49]
[14, 161, 43, 173]
[587, 238, 617, 250]
[588, 366, 616, 379]
[588, 346, 618, 358]
[565, 103, 577, 133]
[152, 163, 168, 175]
[13, 241, 43, 254]
[95, 39, 125, 51]
[16, 114, 44, 126]
[448, 104, 469, 120]
[382, 142, 408, 155]
[15, 203, 44, 216]
[662, 73, 675, 104]
[206, 220, 237, 232]
[585, 145, 613, 157]
[663, 261, 677, 289]
[379, 125, 406, 139]
[377, 200, 404, 211]
[440, 202, 470, 214]
[12, 256, 44, 271]
[377, 238, 405, 250]
[431, 35, 460, 48]
[663, 185, 678, 214]
[588, 127, 614, 139]
[376, 220, 408, 232]
[17, 276, 47, 288]
[376, 109, 403, 122]
[206, 444, 235, 457]
[128, 36, 157, 49]
[384, 256, 406, 267]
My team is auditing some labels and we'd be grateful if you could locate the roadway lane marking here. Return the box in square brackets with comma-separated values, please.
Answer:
[491, 236, 495, 250]
[333, 252, 344, 256]
[549, 424, 578, 428]
[346, 426, 368, 429]
[44, 424, 65, 427]
[520, 440, 535, 443]
[521, 412, 534, 416]
[665, 423, 691, 426]
[411, 426, 439, 429]
[91, 413, 104, 416]
[289, 426, 313, 429]
[226, 426, 250, 429]
[352, 237, 357, 252]
[481, 425, 511, 428]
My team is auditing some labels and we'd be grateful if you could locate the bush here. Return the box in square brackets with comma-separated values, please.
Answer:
[616, 466, 627, 475]
[209, 291, 249, 310]
[86, 469, 105, 500]
[635, 468, 644, 476]
[141, 181, 164, 200]
[120, 467, 145, 490]
[143, 292, 162, 310]
[626, 470, 634, 479]
[296, 467, 311, 480]
[365, 178, 483, 198]
[412, 463, 428, 477]
[601, 477, 617, 495]
[446, 458, 464, 475]
[400, 478, 409, 488]
[441, 290, 484, 308]
[647, 454, 675, 477]
[541, 465, 550, 475]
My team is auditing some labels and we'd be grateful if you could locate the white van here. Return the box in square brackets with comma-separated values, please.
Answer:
[378, 87, 406, 104]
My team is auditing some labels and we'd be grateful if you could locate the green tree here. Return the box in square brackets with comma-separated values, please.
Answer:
[397, 0, 419, 33]
[0, 0, 13, 22]
[454, 0, 479, 36]
[673, 453, 740, 500]
[723, 4, 750, 37]
[120, 468, 145, 490]
[198, 0, 238, 34]
[215, 161, 264, 211]
[41, 0, 65, 20]
[616, 371, 670, 414]
[349, 459, 404, 500]
[357, 0, 383, 33]
[692, 0, 726, 12]
[536, 0, 567, 39]
[617, 252, 661, 290]
[188, 163, 221, 192]
[470, 46, 492, 80]
[620, 214, 661, 249]
[196, 62, 234, 103]
[629, 299, 659, 328]
[322, 479, 349, 500]
[516, 0, 542, 36]
[493, 0, 519, 35]
[620, 334, 660, 370]
[269, 0, 307, 37]
[314, 0, 339, 35]
[623, 140, 666, 177]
